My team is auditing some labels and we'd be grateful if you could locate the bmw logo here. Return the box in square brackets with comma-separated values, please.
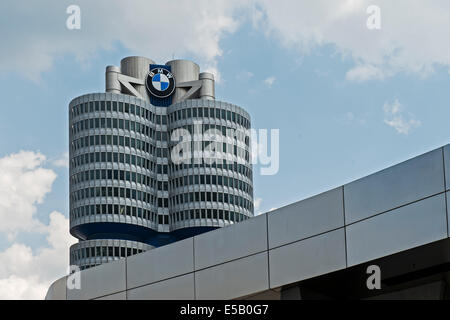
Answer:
[146, 67, 176, 98]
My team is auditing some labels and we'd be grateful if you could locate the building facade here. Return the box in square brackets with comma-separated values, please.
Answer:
[69, 57, 254, 270]
[48, 144, 450, 300]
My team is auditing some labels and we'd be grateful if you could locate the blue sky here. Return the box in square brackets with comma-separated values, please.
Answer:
[1, 0, 450, 299]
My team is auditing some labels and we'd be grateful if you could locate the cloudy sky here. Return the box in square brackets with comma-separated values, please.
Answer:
[1, 0, 450, 299]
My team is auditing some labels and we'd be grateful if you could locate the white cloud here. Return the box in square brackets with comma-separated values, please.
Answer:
[0, 275, 48, 300]
[253, 198, 264, 216]
[2, 1, 450, 83]
[0, 211, 76, 300]
[253, 0, 450, 81]
[254, 198, 262, 210]
[51, 152, 69, 168]
[346, 64, 385, 82]
[0, 151, 56, 239]
[0, 0, 248, 82]
[0, 151, 76, 299]
[383, 99, 421, 134]
[264, 76, 276, 87]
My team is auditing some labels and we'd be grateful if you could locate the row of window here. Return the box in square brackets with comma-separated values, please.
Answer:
[71, 168, 157, 189]
[169, 106, 250, 129]
[169, 174, 252, 195]
[170, 161, 252, 181]
[170, 191, 253, 211]
[71, 117, 167, 141]
[169, 123, 250, 146]
[72, 133, 169, 156]
[71, 186, 158, 205]
[71, 186, 252, 211]
[71, 245, 146, 264]
[71, 204, 159, 222]
[71, 133, 249, 164]
[79, 264, 99, 271]
[71, 204, 250, 224]
[71, 101, 162, 124]
[71, 121, 250, 156]
[171, 209, 250, 224]
[71, 151, 166, 173]
[71, 168, 252, 195]
[170, 141, 250, 163]
[71, 150, 252, 180]
[71, 101, 250, 129]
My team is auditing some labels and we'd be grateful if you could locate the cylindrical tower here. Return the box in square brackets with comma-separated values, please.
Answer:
[70, 239, 152, 270]
[167, 100, 253, 238]
[69, 93, 161, 269]
[69, 57, 253, 270]
[199, 72, 215, 100]
[105, 66, 121, 94]
[121, 56, 156, 102]
[166, 59, 200, 103]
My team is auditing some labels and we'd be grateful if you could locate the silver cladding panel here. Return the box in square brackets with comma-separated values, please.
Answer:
[268, 187, 344, 249]
[194, 214, 267, 270]
[444, 144, 450, 191]
[127, 238, 194, 289]
[166, 59, 200, 103]
[67, 259, 126, 300]
[447, 191, 450, 234]
[45, 276, 67, 300]
[166, 59, 200, 83]
[344, 148, 445, 224]
[346, 193, 447, 266]
[199, 72, 215, 100]
[94, 291, 127, 300]
[105, 66, 121, 94]
[120, 56, 155, 80]
[195, 252, 269, 300]
[48, 144, 450, 300]
[269, 229, 347, 288]
[127, 274, 195, 300]
[120, 56, 156, 102]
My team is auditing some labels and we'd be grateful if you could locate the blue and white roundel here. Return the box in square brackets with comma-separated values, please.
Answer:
[151, 73, 170, 91]
[146, 67, 176, 98]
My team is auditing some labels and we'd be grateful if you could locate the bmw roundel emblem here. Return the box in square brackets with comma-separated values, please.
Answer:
[146, 67, 176, 98]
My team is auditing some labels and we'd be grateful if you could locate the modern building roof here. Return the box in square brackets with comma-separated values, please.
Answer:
[47, 143, 450, 300]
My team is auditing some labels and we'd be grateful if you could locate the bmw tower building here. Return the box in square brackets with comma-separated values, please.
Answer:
[69, 57, 254, 270]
